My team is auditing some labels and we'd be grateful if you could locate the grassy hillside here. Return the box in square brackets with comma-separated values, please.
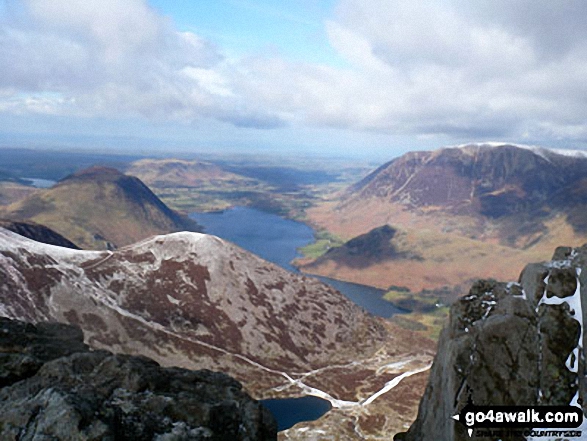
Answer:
[4, 166, 200, 250]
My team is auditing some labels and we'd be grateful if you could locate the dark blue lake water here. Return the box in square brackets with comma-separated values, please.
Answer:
[190, 206, 404, 431]
[191, 206, 310, 273]
[261, 396, 333, 431]
[190, 206, 404, 318]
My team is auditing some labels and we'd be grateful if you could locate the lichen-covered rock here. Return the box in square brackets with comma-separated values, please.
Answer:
[0, 317, 277, 441]
[398, 244, 587, 441]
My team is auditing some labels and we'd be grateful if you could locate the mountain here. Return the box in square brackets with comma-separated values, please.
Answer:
[0, 181, 38, 206]
[333, 143, 587, 243]
[0, 317, 277, 440]
[1, 166, 200, 250]
[304, 225, 422, 270]
[0, 219, 79, 248]
[397, 243, 587, 441]
[0, 228, 436, 438]
[304, 143, 587, 296]
[126, 158, 257, 188]
[125, 158, 277, 213]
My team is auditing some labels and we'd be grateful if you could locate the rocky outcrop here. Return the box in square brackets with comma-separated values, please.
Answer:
[0, 317, 277, 440]
[398, 244, 587, 441]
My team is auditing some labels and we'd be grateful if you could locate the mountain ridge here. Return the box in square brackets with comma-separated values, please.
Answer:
[1, 166, 200, 250]
[304, 143, 587, 297]
[0, 227, 436, 438]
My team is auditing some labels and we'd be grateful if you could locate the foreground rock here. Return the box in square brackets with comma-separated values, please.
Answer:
[0, 317, 277, 440]
[399, 244, 587, 441]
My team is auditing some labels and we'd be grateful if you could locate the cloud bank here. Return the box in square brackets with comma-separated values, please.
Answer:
[1, 0, 587, 144]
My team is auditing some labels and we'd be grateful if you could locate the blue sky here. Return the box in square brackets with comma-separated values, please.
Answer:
[149, 0, 343, 65]
[1, 0, 587, 158]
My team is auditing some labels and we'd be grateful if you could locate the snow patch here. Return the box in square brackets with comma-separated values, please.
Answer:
[166, 295, 181, 306]
[361, 364, 432, 406]
[451, 142, 587, 161]
[551, 148, 587, 158]
[546, 259, 573, 269]
[0, 228, 100, 260]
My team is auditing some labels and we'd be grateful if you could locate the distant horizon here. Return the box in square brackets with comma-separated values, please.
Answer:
[2, 0, 587, 158]
[1, 134, 586, 163]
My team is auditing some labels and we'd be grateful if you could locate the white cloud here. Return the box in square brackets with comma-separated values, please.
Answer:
[230, 0, 587, 142]
[2, 0, 587, 145]
[0, 0, 283, 128]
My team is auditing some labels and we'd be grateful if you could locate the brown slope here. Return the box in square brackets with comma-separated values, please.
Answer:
[0, 228, 435, 439]
[0, 181, 38, 206]
[304, 143, 587, 295]
[3, 166, 201, 250]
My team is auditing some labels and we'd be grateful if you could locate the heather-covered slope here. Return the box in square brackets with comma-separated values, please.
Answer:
[0, 228, 435, 438]
[344, 143, 587, 225]
[2, 166, 200, 250]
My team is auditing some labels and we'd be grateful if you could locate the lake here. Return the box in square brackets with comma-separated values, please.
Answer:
[261, 396, 332, 431]
[190, 206, 404, 431]
[22, 178, 57, 188]
[190, 206, 404, 318]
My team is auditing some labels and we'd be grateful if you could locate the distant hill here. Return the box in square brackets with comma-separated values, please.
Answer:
[0, 182, 38, 206]
[305, 143, 587, 296]
[2, 166, 200, 250]
[126, 158, 257, 188]
[309, 225, 422, 270]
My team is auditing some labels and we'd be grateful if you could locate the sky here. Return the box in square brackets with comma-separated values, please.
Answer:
[1, 0, 587, 159]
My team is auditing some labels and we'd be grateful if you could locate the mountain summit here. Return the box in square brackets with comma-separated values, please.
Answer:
[346, 143, 587, 224]
[2, 166, 200, 250]
[304, 143, 587, 296]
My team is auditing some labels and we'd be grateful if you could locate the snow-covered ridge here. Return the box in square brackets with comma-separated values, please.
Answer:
[450, 141, 587, 160]
[0, 227, 223, 261]
[551, 148, 587, 158]
[0, 228, 99, 259]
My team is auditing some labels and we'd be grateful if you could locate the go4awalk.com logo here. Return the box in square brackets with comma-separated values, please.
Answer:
[452, 405, 584, 438]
